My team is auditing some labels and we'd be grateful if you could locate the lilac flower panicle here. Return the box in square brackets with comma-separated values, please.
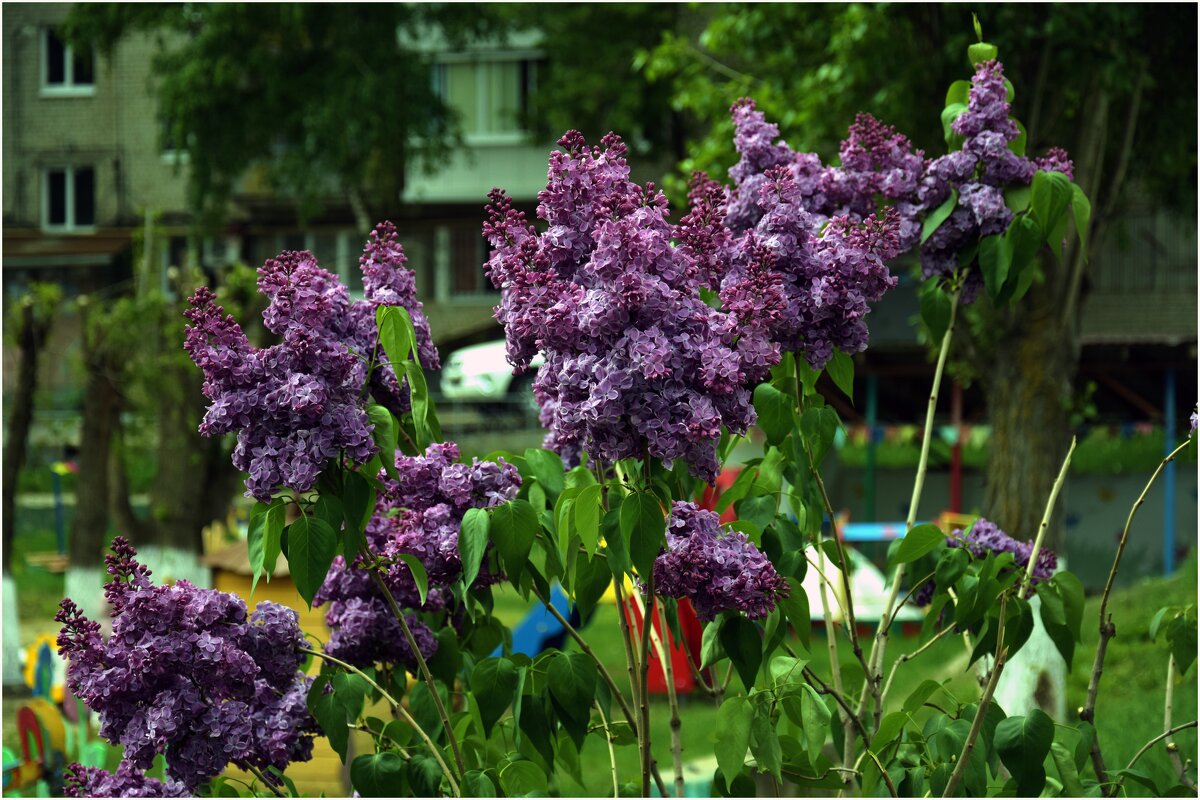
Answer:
[951, 60, 1021, 141]
[185, 223, 438, 501]
[652, 501, 789, 621]
[910, 517, 1057, 606]
[484, 131, 781, 480]
[315, 441, 520, 668]
[1034, 147, 1075, 181]
[57, 537, 316, 792]
[725, 64, 1074, 294]
[64, 762, 190, 798]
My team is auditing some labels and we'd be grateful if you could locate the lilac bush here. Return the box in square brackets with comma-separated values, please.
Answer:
[184, 222, 437, 501]
[55, 538, 317, 792]
[653, 501, 788, 621]
[314, 441, 521, 667]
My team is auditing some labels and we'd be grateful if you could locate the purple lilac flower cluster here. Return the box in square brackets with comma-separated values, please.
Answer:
[911, 517, 1058, 606]
[725, 64, 1075, 302]
[652, 501, 789, 620]
[724, 100, 922, 238]
[315, 441, 521, 667]
[185, 222, 438, 502]
[482, 132, 780, 480]
[56, 538, 317, 792]
[695, 103, 904, 369]
[65, 762, 189, 798]
[912, 61, 1074, 288]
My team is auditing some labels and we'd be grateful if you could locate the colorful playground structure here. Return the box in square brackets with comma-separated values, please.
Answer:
[2, 637, 109, 797]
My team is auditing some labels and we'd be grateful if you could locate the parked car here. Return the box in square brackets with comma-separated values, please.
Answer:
[439, 339, 544, 422]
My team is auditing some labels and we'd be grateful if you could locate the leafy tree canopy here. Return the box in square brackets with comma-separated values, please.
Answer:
[639, 4, 1196, 214]
[64, 3, 508, 230]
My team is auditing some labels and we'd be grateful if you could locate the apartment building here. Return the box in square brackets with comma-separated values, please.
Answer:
[2, 4, 553, 373]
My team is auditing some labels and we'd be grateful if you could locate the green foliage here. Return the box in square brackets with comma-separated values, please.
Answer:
[63, 5, 507, 229]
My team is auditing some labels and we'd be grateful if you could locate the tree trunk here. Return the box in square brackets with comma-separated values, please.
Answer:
[3, 303, 50, 574]
[981, 294, 1075, 550]
[142, 365, 227, 587]
[66, 313, 121, 618]
[2, 301, 52, 685]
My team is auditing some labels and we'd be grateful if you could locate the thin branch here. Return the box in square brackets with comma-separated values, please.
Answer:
[1081, 438, 1193, 785]
[1100, 62, 1148, 222]
[879, 625, 956, 708]
[864, 748, 899, 798]
[883, 570, 936, 633]
[302, 647, 461, 797]
[595, 700, 621, 799]
[1022, 436, 1077, 598]
[368, 570, 466, 780]
[1119, 721, 1200, 782]
[942, 594, 1009, 797]
[245, 765, 286, 798]
[801, 664, 870, 750]
[638, 579, 656, 797]
[635, 592, 685, 798]
[802, 433, 871, 687]
[531, 584, 637, 732]
[531, 583, 670, 797]
[684, 41, 754, 84]
[1163, 655, 1198, 792]
[861, 290, 960, 727]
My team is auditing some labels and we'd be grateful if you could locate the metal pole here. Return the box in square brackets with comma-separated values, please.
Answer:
[1163, 367, 1177, 576]
[865, 373, 878, 522]
[52, 469, 65, 555]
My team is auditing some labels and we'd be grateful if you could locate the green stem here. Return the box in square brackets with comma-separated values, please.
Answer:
[860, 289, 960, 728]
[367, 570, 466, 781]
[596, 700, 622, 799]
[638, 577, 656, 797]
[942, 593, 1009, 798]
[1021, 436, 1077, 598]
[301, 647, 461, 797]
[1082, 437, 1193, 787]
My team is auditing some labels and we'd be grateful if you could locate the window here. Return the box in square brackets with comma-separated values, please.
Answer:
[432, 58, 539, 141]
[42, 167, 96, 231]
[42, 29, 95, 96]
[160, 116, 193, 162]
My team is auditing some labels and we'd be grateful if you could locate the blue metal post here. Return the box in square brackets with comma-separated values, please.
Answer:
[52, 470, 66, 555]
[865, 374, 879, 522]
[1163, 368, 1177, 576]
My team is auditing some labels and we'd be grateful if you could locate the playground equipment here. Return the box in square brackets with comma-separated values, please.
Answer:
[494, 582, 578, 658]
[2, 638, 108, 797]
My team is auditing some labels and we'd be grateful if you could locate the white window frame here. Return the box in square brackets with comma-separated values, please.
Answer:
[432, 51, 541, 146]
[41, 166, 96, 233]
[40, 28, 96, 98]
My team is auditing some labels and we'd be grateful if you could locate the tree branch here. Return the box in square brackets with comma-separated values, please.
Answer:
[1081, 438, 1193, 786]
